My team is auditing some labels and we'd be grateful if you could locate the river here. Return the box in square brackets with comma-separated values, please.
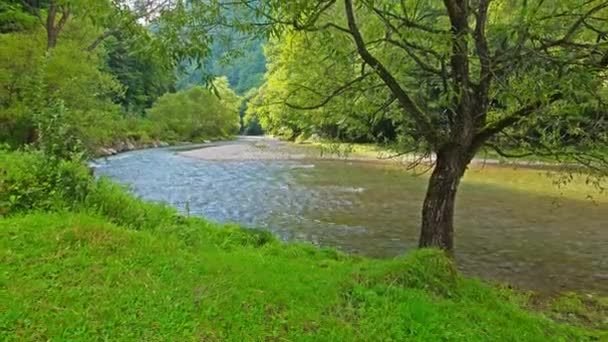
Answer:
[94, 137, 608, 295]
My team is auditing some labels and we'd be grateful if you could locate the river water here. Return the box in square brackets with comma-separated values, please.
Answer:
[94, 142, 607, 295]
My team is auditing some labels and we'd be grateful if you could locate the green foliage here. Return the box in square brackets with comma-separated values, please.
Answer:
[353, 249, 458, 297]
[0, 0, 37, 33]
[0, 0, 239, 153]
[249, 31, 404, 143]
[0, 28, 128, 151]
[242, 88, 264, 135]
[1, 211, 604, 341]
[34, 101, 87, 161]
[0, 30, 42, 146]
[243, 0, 608, 167]
[0, 147, 180, 228]
[546, 292, 607, 330]
[0, 150, 92, 216]
[177, 35, 266, 95]
[104, 33, 175, 115]
[147, 80, 240, 142]
[243, 113, 264, 135]
[82, 178, 181, 231]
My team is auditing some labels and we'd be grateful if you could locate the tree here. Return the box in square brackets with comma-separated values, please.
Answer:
[15, 0, 220, 66]
[176, 32, 267, 94]
[248, 30, 404, 142]
[0, 0, 38, 32]
[1, 0, 229, 152]
[0, 26, 125, 148]
[231, 0, 608, 253]
[242, 87, 265, 135]
[146, 79, 240, 141]
[104, 32, 175, 114]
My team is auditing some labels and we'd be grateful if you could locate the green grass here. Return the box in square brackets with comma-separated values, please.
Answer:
[1, 211, 605, 341]
[1, 149, 606, 340]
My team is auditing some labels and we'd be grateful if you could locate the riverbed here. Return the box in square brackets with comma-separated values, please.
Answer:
[94, 137, 608, 295]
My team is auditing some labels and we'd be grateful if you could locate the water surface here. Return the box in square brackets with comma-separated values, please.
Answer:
[95, 145, 608, 295]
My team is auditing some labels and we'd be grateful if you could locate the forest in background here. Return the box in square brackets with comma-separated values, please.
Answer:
[0, 0, 257, 156]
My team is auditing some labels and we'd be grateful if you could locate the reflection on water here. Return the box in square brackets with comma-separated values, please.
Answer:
[95, 147, 608, 295]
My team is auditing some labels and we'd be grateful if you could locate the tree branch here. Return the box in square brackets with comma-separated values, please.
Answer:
[85, 29, 120, 52]
[473, 0, 491, 124]
[367, 2, 449, 34]
[541, 1, 608, 48]
[383, 39, 444, 76]
[344, 0, 439, 145]
[285, 73, 371, 110]
[472, 93, 563, 149]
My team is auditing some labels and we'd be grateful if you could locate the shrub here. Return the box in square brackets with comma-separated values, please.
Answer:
[146, 80, 240, 142]
[0, 149, 92, 215]
[0, 31, 125, 151]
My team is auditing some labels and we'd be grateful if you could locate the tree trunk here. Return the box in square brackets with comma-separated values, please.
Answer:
[419, 147, 468, 254]
[45, 1, 69, 50]
[47, 29, 58, 50]
[46, 2, 58, 50]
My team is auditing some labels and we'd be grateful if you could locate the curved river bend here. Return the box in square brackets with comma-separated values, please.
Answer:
[94, 142, 608, 295]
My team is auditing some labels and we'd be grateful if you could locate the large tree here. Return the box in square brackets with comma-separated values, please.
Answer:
[15, 0, 220, 63]
[233, 0, 608, 253]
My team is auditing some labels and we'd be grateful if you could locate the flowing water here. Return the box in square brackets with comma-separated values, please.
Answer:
[94, 141, 608, 295]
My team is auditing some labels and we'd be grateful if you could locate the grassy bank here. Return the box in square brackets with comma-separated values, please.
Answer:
[2, 211, 606, 341]
[1, 149, 606, 340]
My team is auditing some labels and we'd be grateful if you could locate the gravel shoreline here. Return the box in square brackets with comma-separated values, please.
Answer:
[179, 136, 572, 171]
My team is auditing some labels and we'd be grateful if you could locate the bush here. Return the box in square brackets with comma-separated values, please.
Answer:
[0, 149, 92, 216]
[0, 31, 125, 151]
[0, 150, 182, 230]
[146, 80, 240, 142]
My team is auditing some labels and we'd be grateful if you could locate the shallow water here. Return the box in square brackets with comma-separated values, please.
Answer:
[95, 146, 608, 295]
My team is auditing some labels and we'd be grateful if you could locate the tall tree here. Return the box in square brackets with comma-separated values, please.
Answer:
[233, 0, 608, 253]
[16, 0, 220, 65]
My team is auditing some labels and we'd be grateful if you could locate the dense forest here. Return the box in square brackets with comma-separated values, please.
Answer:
[177, 37, 266, 95]
[1, 0, 607, 340]
[0, 0, 246, 155]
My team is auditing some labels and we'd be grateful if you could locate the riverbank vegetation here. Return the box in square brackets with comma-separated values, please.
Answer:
[0, 0, 242, 155]
[1, 149, 606, 340]
[146, 79, 241, 143]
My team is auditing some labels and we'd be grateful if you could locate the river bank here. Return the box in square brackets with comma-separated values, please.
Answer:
[96, 141, 608, 295]
[2, 211, 606, 340]
[2, 148, 607, 340]
[179, 136, 585, 171]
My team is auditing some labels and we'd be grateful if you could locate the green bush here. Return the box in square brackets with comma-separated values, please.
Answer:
[0, 149, 92, 215]
[0, 149, 176, 224]
[146, 79, 240, 142]
[0, 30, 125, 151]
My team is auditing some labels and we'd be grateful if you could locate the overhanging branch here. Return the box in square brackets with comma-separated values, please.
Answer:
[284, 73, 371, 110]
[344, 0, 439, 145]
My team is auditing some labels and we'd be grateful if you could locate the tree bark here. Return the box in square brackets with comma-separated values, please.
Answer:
[45, 1, 69, 50]
[419, 147, 468, 253]
[46, 2, 58, 50]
